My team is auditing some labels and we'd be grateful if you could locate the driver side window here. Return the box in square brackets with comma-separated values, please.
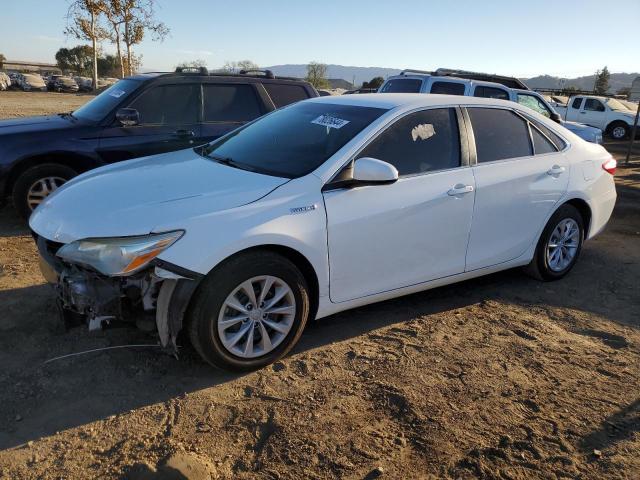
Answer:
[517, 94, 552, 118]
[128, 84, 199, 125]
[357, 108, 461, 176]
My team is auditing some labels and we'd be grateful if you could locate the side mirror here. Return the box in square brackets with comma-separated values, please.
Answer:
[550, 112, 562, 124]
[116, 108, 139, 126]
[352, 157, 398, 184]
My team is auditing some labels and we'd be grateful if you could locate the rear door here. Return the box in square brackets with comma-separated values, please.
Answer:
[465, 107, 569, 270]
[97, 83, 201, 163]
[197, 83, 265, 145]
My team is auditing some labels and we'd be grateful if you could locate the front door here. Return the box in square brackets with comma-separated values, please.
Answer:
[97, 83, 201, 164]
[581, 98, 607, 129]
[465, 107, 569, 270]
[323, 108, 476, 303]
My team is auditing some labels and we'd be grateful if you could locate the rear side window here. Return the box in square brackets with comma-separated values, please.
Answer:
[430, 81, 465, 96]
[203, 84, 262, 122]
[468, 108, 532, 162]
[529, 119, 567, 150]
[264, 83, 309, 108]
[530, 126, 557, 154]
[571, 97, 583, 109]
[129, 84, 199, 125]
[473, 86, 509, 100]
[357, 108, 460, 176]
[379, 79, 422, 93]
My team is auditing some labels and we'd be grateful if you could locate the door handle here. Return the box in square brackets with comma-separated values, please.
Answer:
[579, 111, 586, 114]
[172, 129, 195, 138]
[447, 184, 474, 196]
[547, 165, 566, 176]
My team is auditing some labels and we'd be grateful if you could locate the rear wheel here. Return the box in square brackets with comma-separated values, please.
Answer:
[608, 121, 629, 140]
[188, 251, 310, 371]
[525, 204, 585, 281]
[12, 163, 77, 220]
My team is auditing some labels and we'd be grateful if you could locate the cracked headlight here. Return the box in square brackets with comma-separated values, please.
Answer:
[56, 231, 184, 276]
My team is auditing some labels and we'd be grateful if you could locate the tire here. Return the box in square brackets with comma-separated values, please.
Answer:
[12, 163, 77, 220]
[188, 251, 311, 371]
[608, 121, 629, 140]
[525, 204, 585, 281]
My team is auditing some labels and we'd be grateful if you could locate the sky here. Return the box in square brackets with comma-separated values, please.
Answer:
[2, 0, 639, 78]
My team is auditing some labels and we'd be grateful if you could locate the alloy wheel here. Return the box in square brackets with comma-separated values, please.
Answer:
[217, 275, 296, 358]
[27, 176, 67, 210]
[546, 218, 580, 272]
[612, 126, 627, 139]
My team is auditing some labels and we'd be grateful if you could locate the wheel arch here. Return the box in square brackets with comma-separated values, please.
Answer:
[4, 152, 99, 196]
[203, 244, 320, 322]
[563, 197, 592, 236]
[605, 119, 628, 135]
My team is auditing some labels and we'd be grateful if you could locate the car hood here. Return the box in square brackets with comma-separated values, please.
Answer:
[0, 114, 76, 134]
[29, 148, 289, 243]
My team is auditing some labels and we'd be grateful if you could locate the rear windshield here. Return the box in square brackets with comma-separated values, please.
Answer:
[73, 79, 141, 122]
[379, 79, 422, 93]
[200, 102, 388, 178]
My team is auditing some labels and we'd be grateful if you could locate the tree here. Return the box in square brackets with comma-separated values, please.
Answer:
[55, 45, 94, 76]
[66, 0, 108, 90]
[221, 60, 259, 73]
[306, 61, 330, 89]
[594, 66, 610, 95]
[97, 53, 123, 77]
[98, 0, 126, 78]
[0, 53, 5, 69]
[362, 76, 384, 89]
[119, 0, 169, 76]
[177, 59, 208, 70]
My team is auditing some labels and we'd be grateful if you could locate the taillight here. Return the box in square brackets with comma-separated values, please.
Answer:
[602, 158, 616, 175]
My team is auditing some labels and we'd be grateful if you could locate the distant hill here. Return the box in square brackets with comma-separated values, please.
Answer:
[522, 73, 639, 93]
[266, 64, 402, 86]
[265, 64, 638, 93]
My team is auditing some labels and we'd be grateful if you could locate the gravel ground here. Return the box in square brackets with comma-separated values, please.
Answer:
[0, 92, 638, 479]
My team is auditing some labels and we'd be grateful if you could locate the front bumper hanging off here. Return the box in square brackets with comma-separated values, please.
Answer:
[35, 234, 202, 352]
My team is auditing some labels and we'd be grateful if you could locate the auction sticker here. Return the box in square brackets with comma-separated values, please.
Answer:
[109, 89, 126, 98]
[311, 114, 350, 129]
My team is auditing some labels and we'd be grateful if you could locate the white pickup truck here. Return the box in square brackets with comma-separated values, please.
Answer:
[555, 95, 638, 139]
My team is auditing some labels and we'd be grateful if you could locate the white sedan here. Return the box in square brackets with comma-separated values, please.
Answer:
[31, 94, 617, 371]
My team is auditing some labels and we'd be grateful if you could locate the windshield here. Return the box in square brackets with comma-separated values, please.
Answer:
[201, 102, 388, 178]
[73, 79, 141, 122]
[605, 98, 632, 111]
[379, 79, 423, 93]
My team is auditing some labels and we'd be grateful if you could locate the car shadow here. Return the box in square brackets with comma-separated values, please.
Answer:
[579, 398, 640, 455]
[0, 205, 29, 238]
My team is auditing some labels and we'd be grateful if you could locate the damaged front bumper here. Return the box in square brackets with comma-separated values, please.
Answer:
[35, 233, 202, 352]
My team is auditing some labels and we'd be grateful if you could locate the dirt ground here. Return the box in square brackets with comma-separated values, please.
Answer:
[0, 92, 638, 480]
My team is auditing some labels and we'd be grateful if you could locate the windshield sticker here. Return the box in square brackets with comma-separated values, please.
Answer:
[311, 114, 350, 129]
[411, 123, 435, 141]
[108, 89, 126, 98]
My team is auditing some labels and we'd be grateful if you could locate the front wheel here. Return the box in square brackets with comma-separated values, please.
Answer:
[188, 251, 310, 371]
[525, 204, 584, 281]
[12, 163, 77, 220]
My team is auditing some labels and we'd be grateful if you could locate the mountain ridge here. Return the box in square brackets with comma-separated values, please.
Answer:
[265, 64, 639, 93]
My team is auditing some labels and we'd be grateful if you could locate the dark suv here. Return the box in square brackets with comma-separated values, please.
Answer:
[0, 67, 318, 218]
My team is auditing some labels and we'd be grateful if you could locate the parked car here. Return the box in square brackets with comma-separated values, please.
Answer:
[0, 72, 10, 91]
[31, 94, 616, 371]
[46, 75, 64, 91]
[18, 73, 47, 91]
[52, 76, 80, 93]
[554, 95, 639, 139]
[74, 76, 93, 92]
[0, 68, 318, 219]
[379, 70, 603, 144]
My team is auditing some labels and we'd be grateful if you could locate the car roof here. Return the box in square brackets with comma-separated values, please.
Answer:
[127, 71, 309, 85]
[306, 93, 518, 110]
